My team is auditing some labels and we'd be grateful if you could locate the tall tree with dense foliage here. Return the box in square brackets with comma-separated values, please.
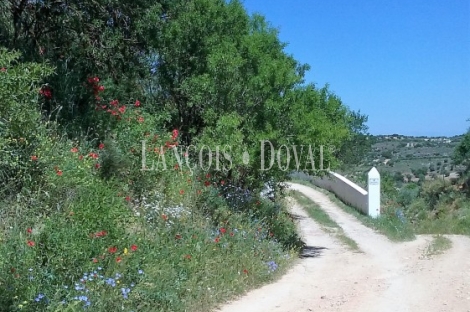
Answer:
[144, 0, 365, 192]
[335, 110, 372, 167]
[0, 0, 167, 129]
[454, 122, 470, 172]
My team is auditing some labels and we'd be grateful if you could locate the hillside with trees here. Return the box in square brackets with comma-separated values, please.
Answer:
[333, 130, 470, 237]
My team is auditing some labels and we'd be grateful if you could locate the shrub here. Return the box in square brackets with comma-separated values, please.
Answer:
[0, 48, 54, 194]
[420, 179, 455, 210]
[396, 186, 419, 207]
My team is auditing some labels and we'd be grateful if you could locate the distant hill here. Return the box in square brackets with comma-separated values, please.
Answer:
[338, 134, 465, 186]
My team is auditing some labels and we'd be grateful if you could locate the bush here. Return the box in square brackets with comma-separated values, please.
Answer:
[0, 144, 296, 311]
[0, 91, 301, 312]
[396, 185, 419, 207]
[0, 48, 54, 194]
[420, 179, 455, 210]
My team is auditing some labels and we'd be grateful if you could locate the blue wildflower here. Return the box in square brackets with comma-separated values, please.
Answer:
[121, 287, 131, 299]
[266, 261, 278, 272]
[105, 278, 116, 287]
[34, 293, 45, 302]
[74, 283, 85, 291]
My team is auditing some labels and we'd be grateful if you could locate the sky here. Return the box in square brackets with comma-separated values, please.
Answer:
[241, 0, 470, 137]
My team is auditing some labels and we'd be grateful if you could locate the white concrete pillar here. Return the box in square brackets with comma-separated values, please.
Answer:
[368, 167, 381, 218]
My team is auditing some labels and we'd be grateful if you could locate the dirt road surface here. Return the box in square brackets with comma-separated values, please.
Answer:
[217, 182, 470, 312]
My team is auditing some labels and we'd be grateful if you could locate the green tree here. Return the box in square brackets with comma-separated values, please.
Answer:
[0, 0, 166, 130]
[454, 125, 470, 170]
[335, 110, 371, 166]
[382, 150, 393, 159]
[145, 0, 355, 191]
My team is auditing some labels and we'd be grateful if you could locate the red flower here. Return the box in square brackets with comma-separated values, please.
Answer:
[118, 106, 126, 114]
[230, 232, 234, 237]
[137, 116, 144, 123]
[98, 143, 105, 150]
[27, 228, 32, 234]
[98, 85, 105, 92]
[27, 240, 35, 247]
[220, 180, 225, 185]
[89, 153, 99, 159]
[108, 246, 117, 254]
[172, 129, 179, 140]
[30, 155, 38, 161]
[175, 234, 182, 240]
[179, 189, 184, 195]
[78, 155, 84, 160]
[162, 214, 168, 221]
[134, 100, 141, 107]
[204, 181, 211, 187]
[92, 258, 98, 263]
[243, 269, 248, 275]
[95, 163, 100, 169]
[39, 86, 52, 99]
[116, 257, 122, 263]
[214, 237, 220, 243]
[56, 170, 63, 176]
[110, 99, 119, 106]
[220, 228, 226, 235]
[70, 147, 78, 153]
[0, 67, 6, 72]
[93, 231, 107, 238]
[130, 244, 138, 252]
[125, 196, 131, 202]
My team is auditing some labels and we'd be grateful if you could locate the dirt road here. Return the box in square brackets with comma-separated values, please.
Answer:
[217, 183, 470, 312]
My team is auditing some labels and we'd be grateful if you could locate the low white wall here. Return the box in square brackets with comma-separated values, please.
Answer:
[311, 171, 369, 215]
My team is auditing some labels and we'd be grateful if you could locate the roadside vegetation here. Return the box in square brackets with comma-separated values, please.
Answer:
[0, 1, 369, 311]
[422, 235, 452, 258]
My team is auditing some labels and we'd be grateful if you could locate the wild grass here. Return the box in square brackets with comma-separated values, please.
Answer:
[290, 191, 361, 252]
[422, 235, 452, 257]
